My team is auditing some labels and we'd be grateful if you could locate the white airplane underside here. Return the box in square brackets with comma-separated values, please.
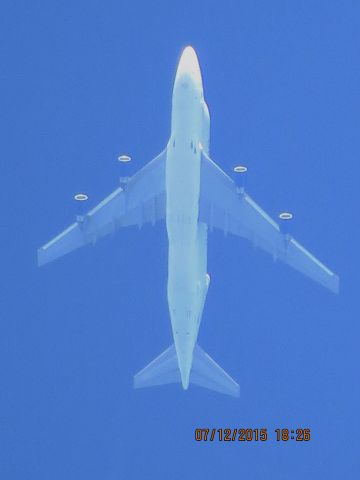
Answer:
[38, 47, 339, 398]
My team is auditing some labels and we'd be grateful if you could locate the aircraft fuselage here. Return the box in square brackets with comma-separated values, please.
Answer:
[165, 47, 210, 389]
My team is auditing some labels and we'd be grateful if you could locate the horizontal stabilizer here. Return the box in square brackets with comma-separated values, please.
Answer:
[134, 344, 239, 398]
[191, 344, 240, 397]
[134, 345, 180, 389]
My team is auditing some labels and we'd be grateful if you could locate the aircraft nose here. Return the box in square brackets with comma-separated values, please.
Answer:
[178, 46, 199, 73]
[175, 45, 202, 90]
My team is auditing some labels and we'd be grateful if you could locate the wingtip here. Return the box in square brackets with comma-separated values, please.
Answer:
[37, 249, 42, 267]
[230, 384, 241, 399]
[326, 273, 340, 294]
[37, 247, 48, 267]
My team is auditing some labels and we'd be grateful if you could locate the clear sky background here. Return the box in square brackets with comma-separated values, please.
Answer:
[1, 1, 359, 478]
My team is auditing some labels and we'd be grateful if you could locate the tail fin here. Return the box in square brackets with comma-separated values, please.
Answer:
[134, 344, 239, 398]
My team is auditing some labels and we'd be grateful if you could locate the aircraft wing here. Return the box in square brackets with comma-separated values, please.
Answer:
[199, 151, 339, 293]
[38, 149, 167, 266]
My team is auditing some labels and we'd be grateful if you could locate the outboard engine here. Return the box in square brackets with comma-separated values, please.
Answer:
[278, 212, 293, 235]
[118, 154, 132, 187]
[233, 165, 248, 195]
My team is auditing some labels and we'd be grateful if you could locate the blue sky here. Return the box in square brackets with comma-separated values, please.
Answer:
[1, 1, 359, 478]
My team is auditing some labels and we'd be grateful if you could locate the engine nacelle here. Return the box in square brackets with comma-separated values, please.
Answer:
[233, 165, 247, 194]
[118, 153, 132, 187]
[278, 212, 293, 237]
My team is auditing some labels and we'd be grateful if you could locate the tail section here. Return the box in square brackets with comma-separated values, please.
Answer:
[134, 344, 239, 398]
[133, 345, 181, 389]
[191, 344, 240, 397]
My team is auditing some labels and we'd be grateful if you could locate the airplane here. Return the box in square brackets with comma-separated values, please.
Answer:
[38, 46, 339, 398]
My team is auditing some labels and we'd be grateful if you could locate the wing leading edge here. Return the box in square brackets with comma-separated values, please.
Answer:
[38, 149, 167, 266]
[199, 151, 339, 293]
